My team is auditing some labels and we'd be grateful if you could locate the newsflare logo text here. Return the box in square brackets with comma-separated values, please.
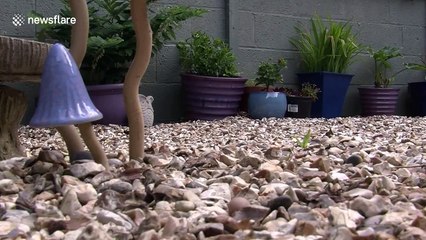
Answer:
[12, 14, 76, 27]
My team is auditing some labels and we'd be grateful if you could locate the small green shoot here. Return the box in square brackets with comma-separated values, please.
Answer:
[297, 129, 311, 149]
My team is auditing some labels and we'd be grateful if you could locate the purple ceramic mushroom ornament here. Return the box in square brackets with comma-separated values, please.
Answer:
[30, 43, 103, 127]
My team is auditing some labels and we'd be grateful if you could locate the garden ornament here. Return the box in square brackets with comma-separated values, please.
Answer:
[37, 0, 110, 171]
[140, 94, 154, 127]
[124, 0, 152, 160]
[30, 0, 151, 169]
[30, 43, 103, 126]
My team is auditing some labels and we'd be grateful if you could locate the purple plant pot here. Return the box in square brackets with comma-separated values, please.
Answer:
[86, 83, 127, 125]
[181, 73, 247, 120]
[358, 87, 400, 116]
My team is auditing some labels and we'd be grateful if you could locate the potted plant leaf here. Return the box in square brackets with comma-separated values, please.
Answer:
[358, 46, 405, 116]
[177, 31, 247, 121]
[247, 58, 288, 119]
[34, 0, 206, 125]
[406, 59, 426, 116]
[285, 83, 320, 118]
[290, 15, 361, 118]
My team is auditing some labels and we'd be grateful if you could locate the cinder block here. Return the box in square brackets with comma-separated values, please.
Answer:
[191, 9, 226, 39]
[156, 45, 181, 84]
[338, 0, 390, 24]
[140, 83, 183, 123]
[1, 0, 424, 122]
[390, 0, 426, 26]
[34, 0, 62, 16]
[253, 14, 299, 50]
[142, 56, 157, 84]
[0, 0, 35, 37]
[402, 26, 425, 56]
[238, 11, 255, 47]
[356, 23, 403, 48]
[158, 0, 224, 9]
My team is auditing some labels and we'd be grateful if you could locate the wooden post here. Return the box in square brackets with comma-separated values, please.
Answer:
[0, 85, 27, 160]
[124, 0, 152, 160]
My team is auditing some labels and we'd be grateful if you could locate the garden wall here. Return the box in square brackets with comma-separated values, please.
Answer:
[1, 0, 425, 123]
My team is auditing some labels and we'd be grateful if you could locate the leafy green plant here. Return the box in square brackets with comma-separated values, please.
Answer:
[290, 15, 361, 73]
[33, 0, 206, 85]
[405, 59, 426, 81]
[368, 46, 405, 88]
[254, 58, 287, 91]
[300, 83, 321, 101]
[296, 129, 311, 149]
[176, 31, 239, 77]
[245, 79, 258, 87]
[405, 62, 426, 71]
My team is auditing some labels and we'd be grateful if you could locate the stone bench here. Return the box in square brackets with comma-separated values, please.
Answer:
[0, 35, 52, 159]
[0, 35, 51, 82]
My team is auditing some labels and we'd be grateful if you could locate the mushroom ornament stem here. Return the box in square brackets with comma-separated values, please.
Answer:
[124, 0, 152, 160]
[56, 0, 109, 171]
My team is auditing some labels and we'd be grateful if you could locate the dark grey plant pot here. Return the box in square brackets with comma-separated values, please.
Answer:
[286, 95, 313, 118]
[407, 82, 426, 116]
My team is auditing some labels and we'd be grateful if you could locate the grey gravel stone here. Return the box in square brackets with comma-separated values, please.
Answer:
[8, 116, 426, 239]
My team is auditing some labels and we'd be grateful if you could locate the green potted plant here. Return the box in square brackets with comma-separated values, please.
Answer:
[406, 59, 426, 116]
[247, 58, 288, 119]
[34, 0, 206, 125]
[358, 46, 405, 116]
[177, 31, 247, 121]
[285, 83, 320, 118]
[290, 15, 361, 118]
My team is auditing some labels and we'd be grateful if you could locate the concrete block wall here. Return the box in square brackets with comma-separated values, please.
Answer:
[236, 0, 426, 116]
[1, 0, 425, 123]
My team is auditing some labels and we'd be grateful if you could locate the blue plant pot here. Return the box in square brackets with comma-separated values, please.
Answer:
[248, 92, 287, 119]
[297, 72, 353, 118]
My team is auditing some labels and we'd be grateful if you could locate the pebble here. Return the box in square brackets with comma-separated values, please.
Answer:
[0, 179, 19, 194]
[69, 161, 105, 179]
[5, 115, 426, 239]
[344, 154, 363, 166]
[174, 200, 196, 212]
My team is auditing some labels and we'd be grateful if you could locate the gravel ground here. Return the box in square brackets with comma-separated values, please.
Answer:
[0, 116, 425, 239]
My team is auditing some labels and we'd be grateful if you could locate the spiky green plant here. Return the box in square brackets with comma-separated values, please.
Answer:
[297, 129, 311, 149]
[290, 15, 361, 73]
